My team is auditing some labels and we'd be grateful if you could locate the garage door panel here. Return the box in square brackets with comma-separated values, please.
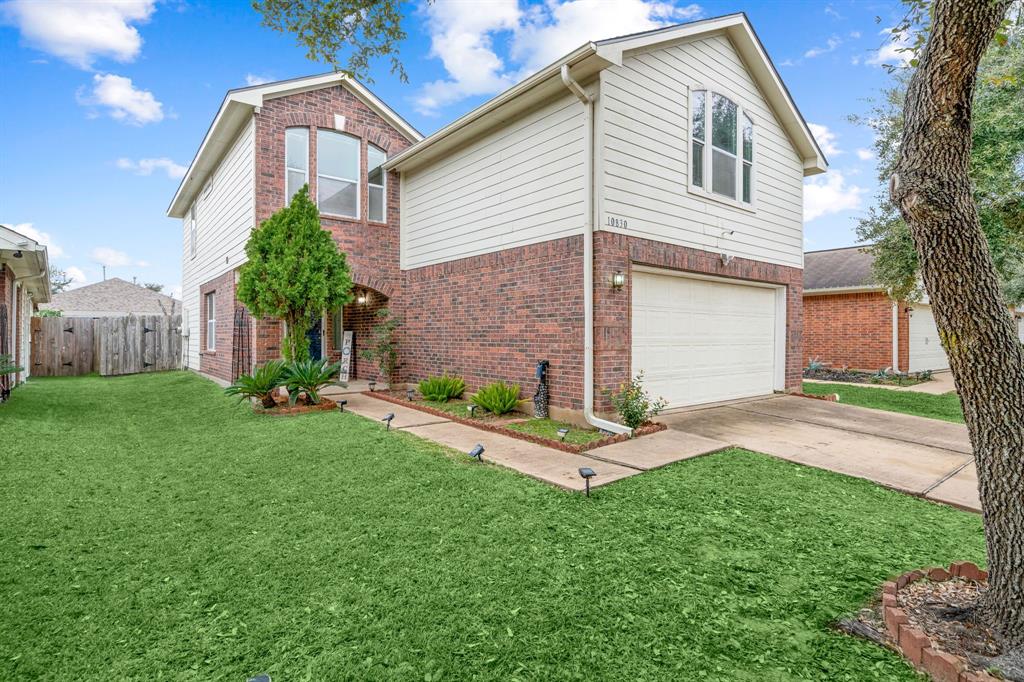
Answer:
[632, 272, 778, 408]
[909, 304, 950, 372]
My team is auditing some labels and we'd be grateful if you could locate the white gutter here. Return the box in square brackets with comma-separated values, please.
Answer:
[560, 65, 631, 436]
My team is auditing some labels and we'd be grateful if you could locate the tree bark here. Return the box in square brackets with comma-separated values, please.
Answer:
[890, 0, 1024, 646]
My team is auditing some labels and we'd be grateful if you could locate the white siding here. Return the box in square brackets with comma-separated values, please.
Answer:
[401, 92, 586, 269]
[181, 118, 255, 371]
[598, 33, 805, 268]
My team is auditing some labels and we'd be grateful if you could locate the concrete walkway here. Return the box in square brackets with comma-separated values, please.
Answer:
[661, 395, 979, 512]
[807, 370, 957, 395]
[329, 391, 728, 492]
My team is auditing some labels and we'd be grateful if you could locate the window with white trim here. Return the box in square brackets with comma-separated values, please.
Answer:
[690, 88, 754, 205]
[205, 292, 216, 351]
[285, 127, 309, 203]
[367, 143, 387, 223]
[189, 204, 197, 258]
[317, 130, 359, 218]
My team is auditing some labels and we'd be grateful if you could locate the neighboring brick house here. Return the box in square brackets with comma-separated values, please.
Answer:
[803, 246, 951, 373]
[169, 14, 828, 429]
[0, 224, 50, 397]
[39, 278, 180, 317]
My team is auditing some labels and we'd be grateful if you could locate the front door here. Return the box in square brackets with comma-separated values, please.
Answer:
[306, 317, 323, 360]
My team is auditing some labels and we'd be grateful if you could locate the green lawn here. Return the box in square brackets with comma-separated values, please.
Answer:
[505, 418, 604, 445]
[803, 381, 965, 423]
[1, 373, 984, 680]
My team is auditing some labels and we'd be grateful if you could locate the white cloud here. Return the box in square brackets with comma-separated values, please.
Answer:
[2, 222, 64, 258]
[78, 73, 164, 125]
[414, 0, 703, 115]
[245, 73, 272, 86]
[1, 0, 155, 69]
[169, 283, 182, 300]
[804, 36, 841, 59]
[804, 170, 866, 222]
[856, 148, 874, 161]
[779, 58, 796, 67]
[808, 122, 842, 156]
[849, 30, 862, 39]
[867, 28, 913, 67]
[116, 157, 187, 179]
[90, 246, 132, 268]
[65, 266, 89, 289]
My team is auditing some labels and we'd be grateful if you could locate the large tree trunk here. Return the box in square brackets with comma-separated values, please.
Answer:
[890, 0, 1024, 645]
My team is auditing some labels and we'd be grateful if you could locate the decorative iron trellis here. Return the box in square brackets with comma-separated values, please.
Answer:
[0, 304, 10, 401]
[232, 306, 252, 381]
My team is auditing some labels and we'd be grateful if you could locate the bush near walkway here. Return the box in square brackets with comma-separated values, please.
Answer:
[1, 373, 984, 680]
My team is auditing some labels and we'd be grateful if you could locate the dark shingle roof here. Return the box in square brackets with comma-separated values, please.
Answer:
[40, 278, 180, 316]
[804, 246, 880, 291]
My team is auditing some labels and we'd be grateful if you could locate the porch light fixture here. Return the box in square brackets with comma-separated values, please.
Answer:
[468, 444, 485, 461]
[12, 250, 23, 259]
[578, 467, 596, 497]
[381, 412, 395, 430]
[557, 427, 570, 442]
[357, 292, 368, 305]
[467, 404, 478, 418]
[368, 380, 376, 392]
[336, 399, 348, 412]
[611, 271, 625, 289]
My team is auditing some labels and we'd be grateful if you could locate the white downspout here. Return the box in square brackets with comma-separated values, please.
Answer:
[560, 65, 631, 436]
[891, 301, 900, 373]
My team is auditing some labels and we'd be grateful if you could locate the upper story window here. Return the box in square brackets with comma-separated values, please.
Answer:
[690, 88, 754, 206]
[317, 130, 360, 219]
[285, 127, 309, 203]
[367, 144, 387, 223]
[189, 204, 197, 258]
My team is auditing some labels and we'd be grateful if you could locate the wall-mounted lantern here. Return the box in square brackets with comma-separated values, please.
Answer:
[611, 272, 626, 289]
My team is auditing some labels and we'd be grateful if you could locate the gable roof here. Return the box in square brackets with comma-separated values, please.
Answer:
[0, 223, 50, 303]
[40, 278, 181, 316]
[167, 73, 423, 218]
[803, 246, 880, 292]
[386, 13, 827, 175]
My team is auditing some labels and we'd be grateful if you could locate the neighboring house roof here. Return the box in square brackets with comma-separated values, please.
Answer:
[167, 73, 423, 218]
[40, 278, 181, 316]
[0, 223, 50, 304]
[804, 246, 880, 293]
[386, 13, 827, 176]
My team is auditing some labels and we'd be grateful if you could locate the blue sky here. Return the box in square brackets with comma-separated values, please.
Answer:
[0, 0, 911, 298]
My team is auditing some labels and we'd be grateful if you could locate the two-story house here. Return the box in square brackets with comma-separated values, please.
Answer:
[168, 13, 826, 430]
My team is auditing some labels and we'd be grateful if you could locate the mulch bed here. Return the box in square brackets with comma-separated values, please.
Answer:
[253, 395, 337, 416]
[804, 368, 928, 386]
[363, 391, 666, 453]
[838, 562, 1022, 682]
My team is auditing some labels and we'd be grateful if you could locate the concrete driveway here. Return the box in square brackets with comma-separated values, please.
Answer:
[661, 395, 979, 512]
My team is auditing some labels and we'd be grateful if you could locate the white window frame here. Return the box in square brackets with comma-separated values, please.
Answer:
[367, 143, 387, 224]
[205, 292, 216, 351]
[316, 129, 360, 220]
[189, 204, 197, 259]
[285, 126, 309, 205]
[687, 85, 756, 212]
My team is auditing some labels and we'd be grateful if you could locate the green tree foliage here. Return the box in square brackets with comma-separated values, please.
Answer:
[49, 266, 73, 294]
[359, 307, 398, 382]
[236, 186, 354, 361]
[252, 0, 409, 83]
[853, 30, 1024, 303]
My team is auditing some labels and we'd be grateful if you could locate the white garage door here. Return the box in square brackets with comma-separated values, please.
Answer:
[909, 304, 950, 372]
[631, 271, 779, 408]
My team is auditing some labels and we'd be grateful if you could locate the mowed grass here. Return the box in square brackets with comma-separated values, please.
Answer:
[803, 381, 965, 423]
[1, 373, 984, 681]
[505, 418, 604, 445]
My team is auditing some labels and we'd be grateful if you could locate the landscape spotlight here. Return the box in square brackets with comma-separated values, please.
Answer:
[557, 427, 570, 442]
[247, 675, 272, 682]
[468, 444, 485, 461]
[382, 413, 395, 430]
[368, 380, 376, 392]
[578, 467, 596, 497]
[406, 388, 415, 401]
[467, 404, 478, 418]
[336, 399, 348, 412]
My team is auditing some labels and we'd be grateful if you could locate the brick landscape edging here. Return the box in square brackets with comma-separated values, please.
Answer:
[361, 391, 666, 453]
[880, 561, 994, 682]
[791, 391, 839, 402]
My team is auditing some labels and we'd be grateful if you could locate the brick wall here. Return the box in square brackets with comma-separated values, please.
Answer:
[803, 291, 897, 371]
[0, 265, 13, 390]
[198, 270, 236, 381]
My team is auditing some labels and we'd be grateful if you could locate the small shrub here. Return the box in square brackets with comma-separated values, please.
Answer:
[225, 360, 287, 408]
[916, 369, 934, 381]
[418, 374, 466, 402]
[472, 381, 521, 415]
[604, 372, 668, 429]
[806, 357, 826, 372]
[1, 354, 21, 377]
[360, 308, 398, 383]
[285, 358, 342, 405]
[870, 366, 892, 383]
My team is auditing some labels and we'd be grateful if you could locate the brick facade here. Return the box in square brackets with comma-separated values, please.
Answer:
[198, 270, 236, 380]
[803, 291, 911, 372]
[0, 265, 14, 390]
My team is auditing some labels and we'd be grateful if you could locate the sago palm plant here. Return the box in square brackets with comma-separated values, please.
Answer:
[224, 360, 287, 409]
[284, 358, 342, 405]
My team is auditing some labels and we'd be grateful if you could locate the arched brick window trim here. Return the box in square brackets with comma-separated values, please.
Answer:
[280, 112, 393, 152]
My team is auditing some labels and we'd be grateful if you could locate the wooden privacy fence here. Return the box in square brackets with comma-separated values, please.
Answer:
[31, 314, 181, 377]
